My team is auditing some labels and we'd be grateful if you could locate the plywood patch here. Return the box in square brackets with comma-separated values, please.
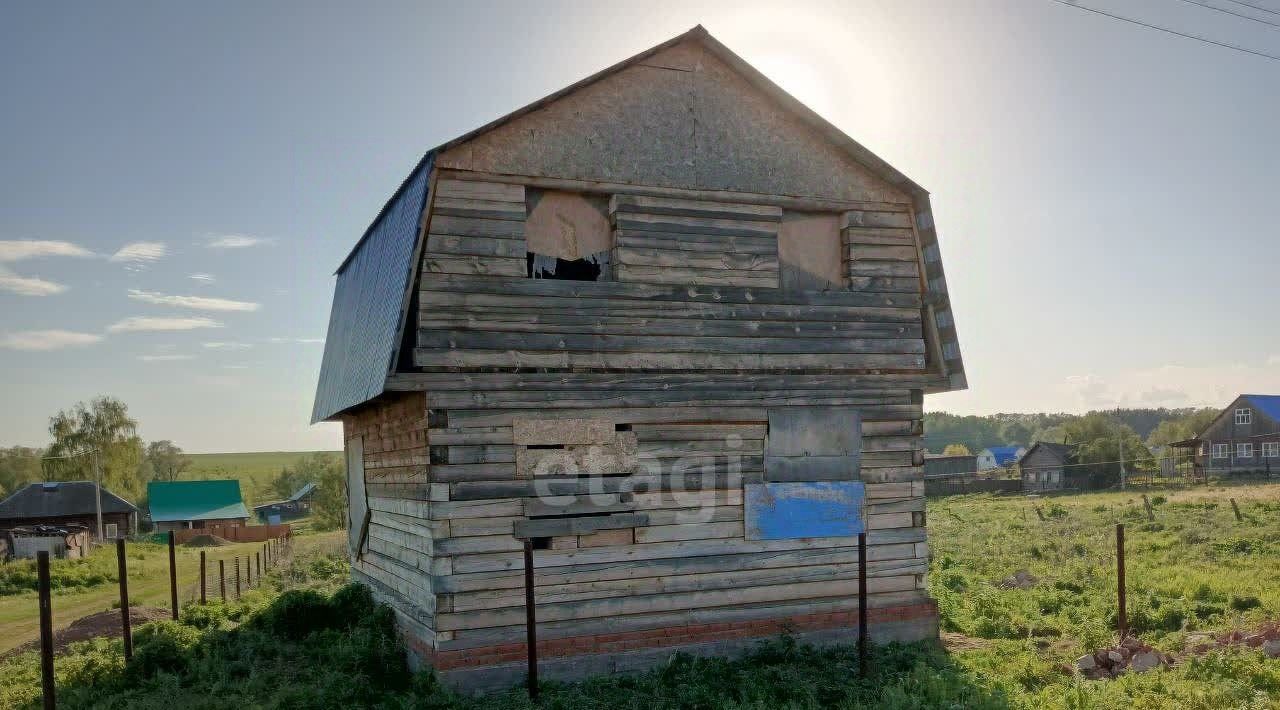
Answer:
[779, 212, 843, 291]
[525, 190, 612, 260]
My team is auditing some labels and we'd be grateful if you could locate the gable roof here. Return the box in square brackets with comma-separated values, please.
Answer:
[147, 480, 248, 522]
[0, 481, 137, 520]
[312, 26, 965, 421]
[1019, 442, 1077, 467]
[1243, 395, 1280, 423]
[983, 446, 1024, 466]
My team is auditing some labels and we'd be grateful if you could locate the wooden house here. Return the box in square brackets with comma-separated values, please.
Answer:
[977, 446, 1025, 471]
[254, 482, 317, 524]
[1191, 395, 1280, 473]
[147, 480, 249, 533]
[1018, 442, 1078, 492]
[312, 27, 967, 691]
[0, 481, 137, 540]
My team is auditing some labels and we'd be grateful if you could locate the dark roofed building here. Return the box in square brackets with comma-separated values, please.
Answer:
[0, 481, 138, 540]
[254, 482, 317, 524]
[1018, 442, 1078, 492]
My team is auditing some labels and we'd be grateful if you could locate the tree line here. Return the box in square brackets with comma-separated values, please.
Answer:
[927, 407, 1219, 474]
[0, 396, 347, 531]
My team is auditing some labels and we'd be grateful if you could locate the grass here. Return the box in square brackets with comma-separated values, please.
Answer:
[929, 481, 1280, 708]
[0, 531, 342, 654]
[4, 485, 1280, 707]
[184, 450, 339, 507]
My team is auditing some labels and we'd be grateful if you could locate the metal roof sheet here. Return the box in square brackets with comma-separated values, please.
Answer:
[1243, 395, 1280, 423]
[311, 153, 434, 422]
[147, 480, 248, 522]
[0, 481, 137, 519]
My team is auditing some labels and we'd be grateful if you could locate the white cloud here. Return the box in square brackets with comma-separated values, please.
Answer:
[268, 336, 323, 344]
[109, 242, 167, 268]
[0, 240, 93, 262]
[189, 273, 216, 284]
[0, 330, 103, 351]
[207, 235, 265, 249]
[138, 354, 195, 362]
[222, 364, 249, 370]
[0, 241, 92, 296]
[203, 342, 253, 350]
[127, 289, 260, 312]
[1268, 354, 1280, 367]
[1063, 374, 1113, 408]
[107, 316, 222, 333]
[0, 266, 67, 296]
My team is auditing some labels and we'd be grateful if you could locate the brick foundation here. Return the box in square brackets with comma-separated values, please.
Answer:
[411, 600, 938, 692]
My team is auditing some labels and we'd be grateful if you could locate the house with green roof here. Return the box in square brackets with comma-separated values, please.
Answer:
[147, 479, 249, 533]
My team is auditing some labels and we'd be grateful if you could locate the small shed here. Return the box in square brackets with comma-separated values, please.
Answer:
[0, 481, 138, 540]
[923, 454, 977, 479]
[312, 26, 968, 690]
[977, 446, 1026, 471]
[148, 480, 249, 533]
[1018, 442, 1078, 492]
[253, 482, 317, 524]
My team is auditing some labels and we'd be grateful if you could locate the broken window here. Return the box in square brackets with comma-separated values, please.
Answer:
[527, 252, 608, 281]
[524, 189, 612, 281]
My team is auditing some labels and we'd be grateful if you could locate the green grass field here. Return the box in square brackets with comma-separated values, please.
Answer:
[5, 484, 1280, 707]
[184, 451, 339, 507]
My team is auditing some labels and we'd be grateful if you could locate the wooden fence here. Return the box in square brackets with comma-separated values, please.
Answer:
[925, 477, 1022, 497]
[172, 523, 291, 545]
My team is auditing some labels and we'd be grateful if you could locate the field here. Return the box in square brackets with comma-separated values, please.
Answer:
[184, 450, 339, 506]
[3, 483, 1280, 708]
[0, 535, 308, 654]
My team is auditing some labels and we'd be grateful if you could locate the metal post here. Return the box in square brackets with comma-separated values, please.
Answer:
[167, 531, 178, 620]
[858, 532, 869, 677]
[523, 538, 539, 699]
[1116, 524, 1127, 639]
[219, 559, 226, 601]
[235, 557, 241, 598]
[116, 539, 133, 660]
[38, 551, 56, 710]
[199, 551, 207, 604]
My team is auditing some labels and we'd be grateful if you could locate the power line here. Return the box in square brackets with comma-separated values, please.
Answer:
[1173, 0, 1280, 29]
[1050, 0, 1280, 63]
[1222, 0, 1280, 17]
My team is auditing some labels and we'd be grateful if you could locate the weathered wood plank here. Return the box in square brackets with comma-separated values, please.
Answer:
[433, 179, 524, 203]
[419, 315, 921, 340]
[428, 215, 525, 239]
[433, 197, 526, 221]
[422, 255, 525, 277]
[426, 234, 526, 258]
[609, 194, 783, 222]
[613, 213, 779, 239]
[615, 231, 778, 254]
[613, 264, 779, 288]
[614, 247, 779, 271]
[512, 418, 614, 445]
[419, 330, 923, 355]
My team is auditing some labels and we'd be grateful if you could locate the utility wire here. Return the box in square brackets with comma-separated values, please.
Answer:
[1222, 0, 1280, 17]
[1050, 0, 1280, 62]
[1173, 0, 1280, 29]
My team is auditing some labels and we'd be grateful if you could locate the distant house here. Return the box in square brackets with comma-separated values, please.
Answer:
[253, 482, 317, 524]
[924, 454, 978, 479]
[0, 481, 138, 540]
[1190, 394, 1280, 473]
[1019, 442, 1079, 492]
[148, 480, 249, 533]
[977, 446, 1026, 471]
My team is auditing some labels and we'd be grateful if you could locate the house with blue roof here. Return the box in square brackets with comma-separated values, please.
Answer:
[1193, 394, 1280, 473]
[977, 445, 1027, 471]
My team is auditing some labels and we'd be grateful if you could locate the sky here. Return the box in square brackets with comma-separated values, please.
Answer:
[1, 0, 1278, 452]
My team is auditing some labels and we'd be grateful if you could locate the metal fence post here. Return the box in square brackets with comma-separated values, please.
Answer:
[858, 531, 868, 677]
[37, 551, 56, 710]
[1116, 524, 1127, 639]
[116, 539, 133, 660]
[167, 531, 178, 620]
[523, 538, 539, 700]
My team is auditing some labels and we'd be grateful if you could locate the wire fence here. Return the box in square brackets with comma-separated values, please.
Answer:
[184, 538, 294, 604]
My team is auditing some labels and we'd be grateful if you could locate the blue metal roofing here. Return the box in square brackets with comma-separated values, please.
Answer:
[1243, 395, 1280, 423]
[986, 446, 1023, 466]
[311, 152, 434, 422]
[288, 482, 317, 502]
